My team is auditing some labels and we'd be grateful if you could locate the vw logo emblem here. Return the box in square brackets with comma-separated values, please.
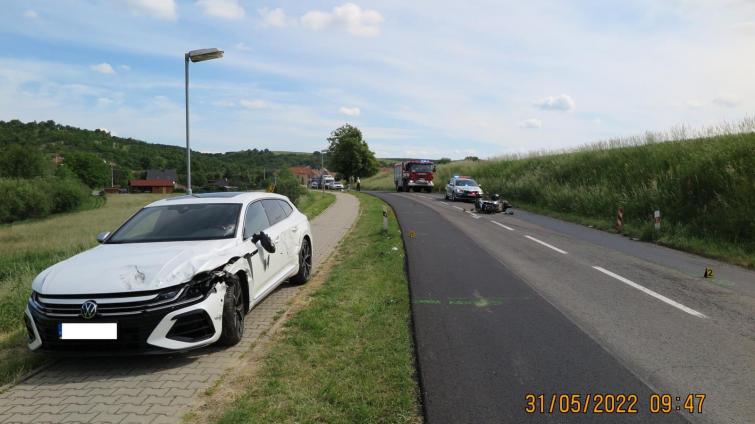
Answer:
[81, 300, 98, 319]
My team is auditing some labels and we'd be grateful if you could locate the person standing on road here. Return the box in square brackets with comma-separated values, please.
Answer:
[356, 177, 361, 192]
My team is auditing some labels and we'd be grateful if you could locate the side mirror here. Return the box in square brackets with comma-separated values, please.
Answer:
[252, 231, 276, 253]
[96, 231, 110, 244]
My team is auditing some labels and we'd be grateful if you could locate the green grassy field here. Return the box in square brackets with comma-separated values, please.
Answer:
[217, 193, 420, 424]
[0, 191, 336, 386]
[361, 168, 395, 191]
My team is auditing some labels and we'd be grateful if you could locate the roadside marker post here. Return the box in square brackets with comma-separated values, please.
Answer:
[654, 210, 661, 232]
[615, 207, 624, 232]
[382, 206, 388, 233]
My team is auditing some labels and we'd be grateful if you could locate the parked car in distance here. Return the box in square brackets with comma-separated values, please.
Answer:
[25, 192, 313, 353]
[331, 181, 344, 190]
[321, 175, 335, 189]
[310, 180, 320, 189]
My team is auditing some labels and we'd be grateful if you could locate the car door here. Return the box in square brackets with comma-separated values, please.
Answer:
[242, 201, 275, 299]
[260, 199, 294, 291]
[446, 178, 454, 197]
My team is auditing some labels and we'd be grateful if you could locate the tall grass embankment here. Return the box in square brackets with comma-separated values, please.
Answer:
[436, 127, 755, 267]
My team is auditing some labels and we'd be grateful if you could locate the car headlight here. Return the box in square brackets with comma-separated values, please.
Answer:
[456, 188, 462, 193]
[179, 271, 224, 301]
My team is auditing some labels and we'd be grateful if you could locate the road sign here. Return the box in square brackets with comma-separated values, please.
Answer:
[654, 210, 661, 231]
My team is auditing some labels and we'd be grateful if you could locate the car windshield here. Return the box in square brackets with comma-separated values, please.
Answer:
[107, 203, 242, 243]
[456, 179, 478, 186]
[409, 164, 433, 173]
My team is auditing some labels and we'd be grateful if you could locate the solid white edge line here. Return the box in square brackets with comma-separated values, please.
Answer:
[491, 221, 515, 231]
[524, 235, 568, 254]
[592, 266, 708, 319]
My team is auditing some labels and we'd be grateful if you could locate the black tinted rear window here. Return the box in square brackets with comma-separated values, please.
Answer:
[262, 200, 287, 225]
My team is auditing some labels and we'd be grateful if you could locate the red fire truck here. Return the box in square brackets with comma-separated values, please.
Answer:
[394, 160, 436, 192]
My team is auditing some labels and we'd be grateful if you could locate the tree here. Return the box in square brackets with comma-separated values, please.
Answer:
[326, 124, 378, 180]
[64, 152, 110, 188]
[464, 156, 480, 162]
[0, 144, 48, 178]
[436, 157, 452, 164]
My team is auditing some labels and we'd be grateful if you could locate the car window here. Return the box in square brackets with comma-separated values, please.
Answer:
[278, 200, 293, 217]
[262, 199, 287, 225]
[108, 203, 241, 243]
[456, 179, 478, 186]
[243, 201, 270, 239]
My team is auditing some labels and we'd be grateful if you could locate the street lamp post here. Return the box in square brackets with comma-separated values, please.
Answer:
[184, 48, 223, 195]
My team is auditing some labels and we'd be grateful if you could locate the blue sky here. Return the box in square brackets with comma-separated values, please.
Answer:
[0, 0, 753, 158]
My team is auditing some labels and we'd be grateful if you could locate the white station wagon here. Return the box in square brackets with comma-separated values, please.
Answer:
[25, 192, 312, 353]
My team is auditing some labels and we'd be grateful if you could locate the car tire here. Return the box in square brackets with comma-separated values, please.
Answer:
[290, 237, 312, 285]
[444, 191, 449, 200]
[451, 192, 456, 201]
[217, 275, 244, 346]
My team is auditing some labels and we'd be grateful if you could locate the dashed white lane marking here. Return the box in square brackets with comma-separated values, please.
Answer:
[592, 266, 708, 319]
[524, 235, 568, 254]
[440, 201, 449, 206]
[453, 206, 464, 211]
[491, 221, 515, 231]
[469, 213, 481, 219]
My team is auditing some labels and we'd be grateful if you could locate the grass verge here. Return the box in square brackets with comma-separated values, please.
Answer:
[295, 190, 336, 220]
[217, 193, 420, 424]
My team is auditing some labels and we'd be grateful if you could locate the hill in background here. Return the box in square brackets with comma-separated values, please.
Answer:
[0, 119, 326, 189]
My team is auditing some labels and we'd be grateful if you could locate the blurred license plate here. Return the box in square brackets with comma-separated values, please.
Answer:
[59, 323, 117, 340]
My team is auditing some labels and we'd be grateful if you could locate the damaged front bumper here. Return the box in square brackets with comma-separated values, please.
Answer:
[25, 273, 230, 354]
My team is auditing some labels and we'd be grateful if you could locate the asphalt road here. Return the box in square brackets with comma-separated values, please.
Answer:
[373, 192, 754, 424]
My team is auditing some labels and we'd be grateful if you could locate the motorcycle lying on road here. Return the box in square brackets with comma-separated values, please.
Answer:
[474, 193, 514, 214]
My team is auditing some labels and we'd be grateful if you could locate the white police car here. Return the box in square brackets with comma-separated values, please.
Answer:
[445, 176, 483, 202]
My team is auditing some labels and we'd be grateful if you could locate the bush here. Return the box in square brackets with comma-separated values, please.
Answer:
[0, 177, 89, 223]
[47, 177, 90, 213]
[273, 168, 306, 204]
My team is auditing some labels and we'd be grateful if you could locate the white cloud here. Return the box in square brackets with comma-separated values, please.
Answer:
[120, 64, 131, 71]
[301, 3, 384, 37]
[197, 0, 245, 19]
[339, 106, 361, 116]
[240, 99, 266, 109]
[713, 95, 740, 108]
[212, 99, 236, 107]
[259, 8, 288, 28]
[518, 118, 542, 128]
[97, 97, 114, 108]
[686, 99, 704, 109]
[535, 94, 575, 111]
[126, 0, 177, 20]
[23, 10, 38, 19]
[90, 63, 116, 74]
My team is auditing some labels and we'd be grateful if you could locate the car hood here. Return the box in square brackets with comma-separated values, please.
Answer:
[33, 239, 241, 295]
